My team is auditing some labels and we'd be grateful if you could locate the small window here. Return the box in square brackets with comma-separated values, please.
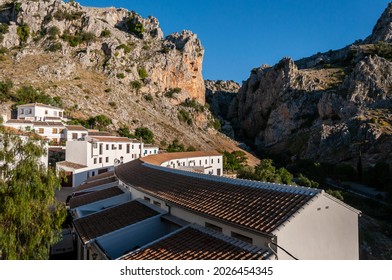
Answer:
[218, 158, 220, 163]
[153, 201, 161, 207]
[20, 109, 24, 114]
[199, 160, 201, 165]
[38, 128, 44, 134]
[126, 144, 130, 153]
[72, 133, 78, 140]
[52, 128, 58, 134]
[99, 158, 102, 164]
[144, 197, 151, 202]
[132, 145, 134, 149]
[106, 157, 109, 163]
[231, 232, 253, 244]
[28, 109, 32, 114]
[94, 158, 97, 164]
[112, 144, 116, 149]
[119, 144, 122, 150]
[106, 144, 109, 150]
[45, 110, 48, 115]
[211, 159, 214, 164]
[205, 222, 222, 232]
[59, 112, 63, 117]
[205, 159, 207, 164]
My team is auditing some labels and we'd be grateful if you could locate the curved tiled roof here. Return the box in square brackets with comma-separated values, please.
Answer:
[115, 160, 320, 235]
[141, 151, 221, 165]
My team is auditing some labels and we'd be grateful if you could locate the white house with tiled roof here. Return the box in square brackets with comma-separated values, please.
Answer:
[56, 135, 159, 187]
[68, 152, 361, 260]
[17, 103, 66, 122]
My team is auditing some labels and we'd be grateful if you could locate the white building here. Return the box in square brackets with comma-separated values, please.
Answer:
[0, 126, 48, 169]
[17, 103, 65, 122]
[63, 125, 88, 141]
[142, 151, 223, 176]
[69, 152, 361, 260]
[56, 136, 159, 187]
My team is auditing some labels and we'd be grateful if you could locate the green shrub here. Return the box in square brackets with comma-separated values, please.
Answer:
[116, 73, 125, 79]
[17, 24, 30, 43]
[167, 139, 185, 153]
[178, 109, 192, 125]
[134, 127, 154, 144]
[144, 94, 153, 102]
[126, 18, 144, 38]
[61, 30, 96, 47]
[100, 29, 111, 38]
[0, 79, 13, 102]
[104, 88, 112, 93]
[131, 80, 142, 91]
[116, 44, 131, 54]
[108, 101, 117, 108]
[161, 46, 170, 54]
[0, 23, 9, 35]
[87, 114, 112, 130]
[47, 26, 60, 40]
[165, 87, 181, 98]
[137, 67, 148, 80]
[46, 42, 62, 52]
[53, 10, 83, 21]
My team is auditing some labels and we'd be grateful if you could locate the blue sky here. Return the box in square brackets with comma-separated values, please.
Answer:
[76, 0, 390, 83]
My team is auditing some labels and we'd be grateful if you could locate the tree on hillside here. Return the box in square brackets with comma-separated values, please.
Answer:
[223, 150, 247, 172]
[134, 127, 154, 144]
[0, 125, 66, 259]
[167, 139, 185, 153]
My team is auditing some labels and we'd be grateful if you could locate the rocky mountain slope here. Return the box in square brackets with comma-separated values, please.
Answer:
[0, 0, 259, 164]
[225, 3, 392, 168]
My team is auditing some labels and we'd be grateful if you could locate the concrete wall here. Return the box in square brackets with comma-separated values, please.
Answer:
[66, 141, 88, 166]
[275, 193, 359, 260]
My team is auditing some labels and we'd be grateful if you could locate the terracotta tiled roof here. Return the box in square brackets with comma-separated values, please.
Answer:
[5, 119, 33, 124]
[65, 125, 87, 131]
[44, 117, 62, 120]
[87, 131, 114, 136]
[142, 151, 221, 165]
[120, 225, 270, 260]
[56, 161, 88, 170]
[69, 187, 124, 209]
[75, 176, 118, 192]
[90, 136, 135, 143]
[84, 171, 115, 183]
[73, 200, 159, 244]
[32, 121, 64, 127]
[116, 160, 319, 235]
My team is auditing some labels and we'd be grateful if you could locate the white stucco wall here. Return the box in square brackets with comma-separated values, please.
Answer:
[66, 141, 88, 166]
[161, 155, 223, 176]
[17, 105, 64, 121]
[274, 193, 359, 260]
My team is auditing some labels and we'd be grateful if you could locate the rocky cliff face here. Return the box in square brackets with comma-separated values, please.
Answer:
[0, 0, 205, 104]
[0, 0, 259, 158]
[228, 4, 392, 167]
